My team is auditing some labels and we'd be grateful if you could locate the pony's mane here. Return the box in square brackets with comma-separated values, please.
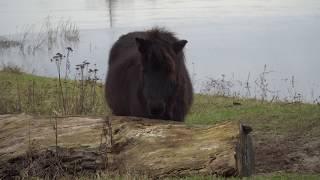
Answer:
[142, 28, 178, 73]
[145, 27, 178, 43]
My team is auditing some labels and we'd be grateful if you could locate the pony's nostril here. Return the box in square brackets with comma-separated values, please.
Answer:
[148, 101, 165, 117]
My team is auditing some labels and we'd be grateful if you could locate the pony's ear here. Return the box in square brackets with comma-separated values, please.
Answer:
[173, 40, 188, 53]
[135, 38, 151, 53]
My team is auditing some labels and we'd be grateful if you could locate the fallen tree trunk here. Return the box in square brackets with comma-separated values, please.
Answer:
[0, 114, 254, 178]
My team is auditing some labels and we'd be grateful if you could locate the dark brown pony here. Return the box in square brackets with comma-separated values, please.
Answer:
[105, 28, 193, 121]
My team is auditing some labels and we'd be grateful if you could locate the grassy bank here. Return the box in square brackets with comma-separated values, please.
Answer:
[1, 70, 318, 136]
[0, 70, 106, 115]
[0, 70, 319, 179]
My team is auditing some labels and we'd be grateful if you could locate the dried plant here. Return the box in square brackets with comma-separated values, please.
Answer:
[201, 74, 234, 96]
[51, 52, 67, 114]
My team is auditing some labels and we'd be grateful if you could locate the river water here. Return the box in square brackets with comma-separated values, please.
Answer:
[1, 0, 320, 102]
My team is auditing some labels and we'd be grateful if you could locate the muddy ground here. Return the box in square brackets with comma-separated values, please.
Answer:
[253, 132, 320, 174]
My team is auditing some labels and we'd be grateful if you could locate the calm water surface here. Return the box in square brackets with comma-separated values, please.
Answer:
[1, 0, 320, 101]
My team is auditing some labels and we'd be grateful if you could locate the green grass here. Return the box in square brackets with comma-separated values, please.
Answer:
[2, 70, 319, 125]
[0, 70, 106, 115]
[187, 94, 320, 137]
[1, 70, 319, 139]
[1, 71, 320, 179]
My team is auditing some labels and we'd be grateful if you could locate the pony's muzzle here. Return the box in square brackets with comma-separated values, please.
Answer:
[149, 101, 165, 116]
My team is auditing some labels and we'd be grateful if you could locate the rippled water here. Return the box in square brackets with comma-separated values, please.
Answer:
[1, 0, 320, 102]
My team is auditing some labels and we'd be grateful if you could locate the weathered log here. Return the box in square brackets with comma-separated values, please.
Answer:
[0, 114, 254, 178]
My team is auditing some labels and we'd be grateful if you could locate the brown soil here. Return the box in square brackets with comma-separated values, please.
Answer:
[253, 132, 320, 174]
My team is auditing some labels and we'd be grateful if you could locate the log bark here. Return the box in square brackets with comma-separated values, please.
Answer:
[0, 114, 254, 178]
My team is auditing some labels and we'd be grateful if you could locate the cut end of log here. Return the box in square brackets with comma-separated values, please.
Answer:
[236, 123, 255, 177]
[0, 114, 255, 178]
